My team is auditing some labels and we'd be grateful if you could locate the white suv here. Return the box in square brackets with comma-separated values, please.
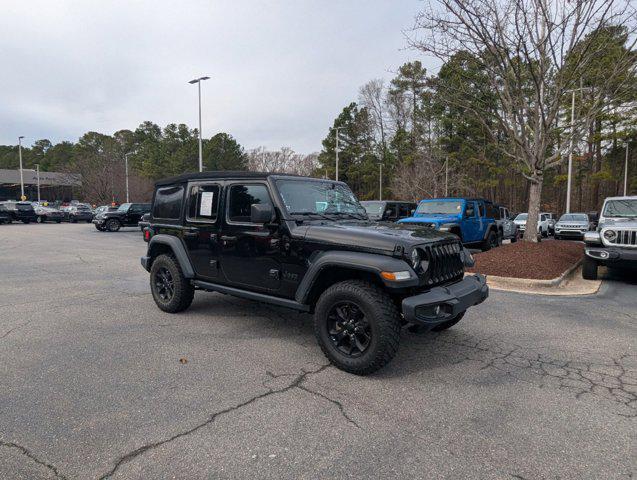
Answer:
[514, 213, 552, 237]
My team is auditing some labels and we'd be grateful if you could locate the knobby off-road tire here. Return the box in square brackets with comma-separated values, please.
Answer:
[314, 280, 401, 375]
[106, 219, 121, 232]
[582, 256, 598, 280]
[481, 230, 497, 251]
[150, 254, 195, 313]
[430, 311, 465, 332]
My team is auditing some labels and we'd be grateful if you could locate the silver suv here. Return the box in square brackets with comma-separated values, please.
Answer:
[582, 196, 637, 280]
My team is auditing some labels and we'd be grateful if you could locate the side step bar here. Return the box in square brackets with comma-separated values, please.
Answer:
[192, 280, 310, 312]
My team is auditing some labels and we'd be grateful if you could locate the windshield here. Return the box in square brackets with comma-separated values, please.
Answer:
[559, 214, 588, 222]
[360, 201, 384, 216]
[416, 200, 463, 215]
[117, 203, 131, 212]
[515, 213, 528, 221]
[603, 199, 637, 218]
[277, 180, 366, 217]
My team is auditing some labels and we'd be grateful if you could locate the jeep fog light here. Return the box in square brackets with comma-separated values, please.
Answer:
[599, 251, 609, 259]
[380, 271, 411, 281]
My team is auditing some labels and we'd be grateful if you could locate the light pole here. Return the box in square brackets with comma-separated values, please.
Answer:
[334, 127, 341, 181]
[188, 76, 210, 172]
[445, 157, 449, 197]
[625, 141, 630, 196]
[379, 162, 383, 200]
[18, 136, 25, 200]
[124, 153, 131, 203]
[35, 163, 41, 202]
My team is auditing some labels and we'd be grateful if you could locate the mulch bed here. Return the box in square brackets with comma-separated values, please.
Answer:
[466, 240, 584, 280]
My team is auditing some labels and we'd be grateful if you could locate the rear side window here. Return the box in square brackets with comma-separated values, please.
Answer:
[228, 184, 272, 223]
[153, 186, 184, 219]
[187, 184, 220, 222]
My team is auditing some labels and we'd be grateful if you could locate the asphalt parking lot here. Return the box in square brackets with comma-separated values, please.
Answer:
[0, 223, 635, 479]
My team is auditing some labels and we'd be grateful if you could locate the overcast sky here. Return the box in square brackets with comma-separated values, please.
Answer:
[0, 0, 438, 154]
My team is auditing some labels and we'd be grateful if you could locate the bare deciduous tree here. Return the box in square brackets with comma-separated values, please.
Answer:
[410, 0, 637, 240]
[246, 147, 319, 176]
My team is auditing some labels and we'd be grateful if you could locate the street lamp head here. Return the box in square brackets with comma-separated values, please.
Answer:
[18, 135, 24, 140]
[188, 76, 210, 84]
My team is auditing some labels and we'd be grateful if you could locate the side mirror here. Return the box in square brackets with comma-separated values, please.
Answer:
[410, 209, 415, 215]
[251, 203, 274, 224]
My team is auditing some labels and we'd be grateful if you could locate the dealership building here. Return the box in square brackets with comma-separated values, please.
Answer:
[0, 169, 82, 202]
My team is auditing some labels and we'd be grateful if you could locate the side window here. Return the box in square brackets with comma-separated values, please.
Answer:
[465, 202, 475, 218]
[384, 204, 397, 218]
[187, 184, 220, 222]
[227, 184, 272, 223]
[153, 187, 183, 219]
[398, 204, 410, 217]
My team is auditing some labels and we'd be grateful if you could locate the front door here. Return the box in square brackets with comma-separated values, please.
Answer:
[218, 182, 282, 293]
[182, 182, 222, 280]
[461, 201, 480, 243]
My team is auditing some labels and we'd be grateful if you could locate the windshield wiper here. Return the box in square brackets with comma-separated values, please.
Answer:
[332, 212, 368, 220]
[290, 211, 335, 221]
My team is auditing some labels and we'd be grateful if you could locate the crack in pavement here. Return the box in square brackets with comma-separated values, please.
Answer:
[98, 364, 331, 479]
[428, 333, 637, 417]
[0, 440, 68, 480]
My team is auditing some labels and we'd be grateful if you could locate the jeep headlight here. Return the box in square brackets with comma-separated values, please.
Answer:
[603, 230, 616, 241]
[410, 248, 421, 269]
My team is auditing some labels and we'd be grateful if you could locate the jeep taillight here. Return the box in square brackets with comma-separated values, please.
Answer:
[143, 228, 152, 242]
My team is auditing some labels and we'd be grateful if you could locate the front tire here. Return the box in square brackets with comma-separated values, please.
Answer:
[314, 280, 400, 375]
[150, 254, 194, 313]
[106, 219, 121, 232]
[582, 256, 598, 280]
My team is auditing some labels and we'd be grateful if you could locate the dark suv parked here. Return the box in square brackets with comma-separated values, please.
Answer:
[141, 172, 488, 374]
[0, 201, 38, 223]
[360, 201, 416, 222]
[93, 202, 151, 231]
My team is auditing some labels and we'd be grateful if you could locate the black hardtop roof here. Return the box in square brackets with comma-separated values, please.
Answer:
[154, 171, 325, 187]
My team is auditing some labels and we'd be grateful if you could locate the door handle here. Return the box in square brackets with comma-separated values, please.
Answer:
[220, 235, 237, 245]
[183, 230, 199, 238]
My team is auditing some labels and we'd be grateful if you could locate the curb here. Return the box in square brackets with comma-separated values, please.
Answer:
[483, 258, 583, 289]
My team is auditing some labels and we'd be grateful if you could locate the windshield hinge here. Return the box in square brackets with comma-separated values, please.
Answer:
[393, 245, 404, 257]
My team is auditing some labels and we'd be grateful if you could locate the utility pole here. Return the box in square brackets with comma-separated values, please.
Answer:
[18, 136, 25, 200]
[625, 141, 630, 196]
[379, 163, 383, 201]
[35, 164, 41, 202]
[566, 90, 576, 213]
[334, 127, 341, 181]
[188, 76, 210, 172]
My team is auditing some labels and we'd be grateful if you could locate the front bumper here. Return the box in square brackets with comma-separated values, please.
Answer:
[556, 229, 587, 238]
[402, 274, 488, 328]
[93, 218, 106, 225]
[585, 247, 637, 264]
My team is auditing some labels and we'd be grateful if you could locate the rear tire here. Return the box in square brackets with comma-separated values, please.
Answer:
[150, 254, 194, 313]
[582, 256, 598, 280]
[314, 280, 400, 375]
[106, 219, 121, 232]
[481, 230, 496, 251]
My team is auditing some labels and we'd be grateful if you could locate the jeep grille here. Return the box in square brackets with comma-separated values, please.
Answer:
[603, 228, 637, 248]
[419, 241, 464, 286]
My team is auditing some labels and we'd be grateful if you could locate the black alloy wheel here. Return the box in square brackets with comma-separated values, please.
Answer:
[327, 301, 371, 357]
[154, 267, 174, 302]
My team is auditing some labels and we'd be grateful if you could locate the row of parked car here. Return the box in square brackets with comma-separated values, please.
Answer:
[0, 200, 97, 224]
[359, 198, 599, 250]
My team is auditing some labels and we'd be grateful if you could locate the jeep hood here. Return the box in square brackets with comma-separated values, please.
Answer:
[400, 213, 460, 224]
[600, 218, 637, 229]
[303, 221, 457, 253]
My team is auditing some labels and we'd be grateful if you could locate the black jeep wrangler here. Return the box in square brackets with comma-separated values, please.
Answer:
[141, 172, 488, 374]
[93, 202, 151, 231]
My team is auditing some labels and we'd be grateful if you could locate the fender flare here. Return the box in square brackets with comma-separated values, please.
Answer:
[144, 234, 195, 278]
[482, 222, 498, 240]
[295, 251, 418, 304]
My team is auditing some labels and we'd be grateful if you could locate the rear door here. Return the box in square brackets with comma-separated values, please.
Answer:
[182, 182, 222, 280]
[125, 204, 146, 226]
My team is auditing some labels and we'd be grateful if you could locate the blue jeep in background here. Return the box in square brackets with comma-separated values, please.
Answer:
[398, 197, 500, 251]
